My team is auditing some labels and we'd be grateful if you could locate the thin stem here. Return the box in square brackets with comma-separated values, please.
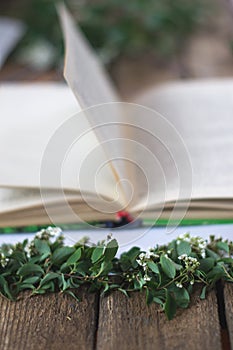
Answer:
[222, 265, 233, 282]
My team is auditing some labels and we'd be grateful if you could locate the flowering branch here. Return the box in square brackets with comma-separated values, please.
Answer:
[0, 228, 232, 320]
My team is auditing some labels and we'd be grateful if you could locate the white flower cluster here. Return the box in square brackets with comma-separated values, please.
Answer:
[0, 247, 13, 268]
[0, 253, 9, 268]
[177, 233, 207, 258]
[136, 251, 159, 282]
[143, 275, 151, 282]
[24, 243, 33, 258]
[25, 226, 63, 258]
[136, 251, 159, 267]
[35, 226, 62, 240]
[178, 254, 200, 272]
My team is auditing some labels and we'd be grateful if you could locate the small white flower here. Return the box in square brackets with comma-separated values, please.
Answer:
[149, 251, 159, 258]
[0, 253, 9, 268]
[136, 259, 146, 267]
[139, 253, 146, 260]
[176, 282, 183, 288]
[24, 241, 34, 258]
[144, 275, 151, 282]
[107, 233, 113, 241]
[47, 226, 62, 237]
[178, 254, 188, 260]
[201, 251, 206, 258]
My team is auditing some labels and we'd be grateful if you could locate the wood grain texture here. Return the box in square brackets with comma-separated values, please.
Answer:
[0, 288, 98, 350]
[224, 283, 233, 349]
[96, 289, 221, 350]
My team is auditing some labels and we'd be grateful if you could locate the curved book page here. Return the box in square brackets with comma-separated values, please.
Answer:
[58, 5, 132, 208]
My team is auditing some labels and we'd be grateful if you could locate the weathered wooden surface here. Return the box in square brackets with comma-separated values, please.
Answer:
[0, 287, 98, 350]
[224, 283, 233, 349]
[96, 289, 221, 350]
[0, 286, 232, 350]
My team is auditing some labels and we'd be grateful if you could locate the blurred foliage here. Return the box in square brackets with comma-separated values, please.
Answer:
[2, 0, 209, 67]
[73, 0, 208, 63]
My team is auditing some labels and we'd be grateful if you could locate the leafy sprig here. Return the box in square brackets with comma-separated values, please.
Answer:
[0, 228, 232, 320]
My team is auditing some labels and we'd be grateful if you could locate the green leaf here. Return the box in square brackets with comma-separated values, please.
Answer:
[64, 290, 80, 301]
[147, 261, 159, 274]
[101, 283, 110, 296]
[34, 239, 51, 257]
[0, 275, 14, 300]
[164, 290, 177, 320]
[104, 239, 118, 261]
[216, 242, 229, 254]
[133, 278, 145, 289]
[177, 241, 191, 256]
[22, 276, 40, 284]
[59, 273, 68, 291]
[200, 285, 207, 300]
[39, 272, 60, 287]
[173, 287, 190, 308]
[173, 262, 183, 271]
[39, 281, 55, 291]
[18, 284, 36, 291]
[119, 255, 132, 271]
[118, 288, 128, 297]
[206, 265, 225, 283]
[32, 289, 46, 295]
[97, 260, 113, 276]
[153, 297, 164, 306]
[70, 277, 81, 288]
[52, 247, 75, 265]
[66, 248, 82, 265]
[220, 257, 233, 265]
[146, 288, 154, 304]
[199, 258, 215, 273]
[11, 251, 27, 264]
[126, 247, 141, 263]
[91, 247, 104, 263]
[206, 248, 219, 261]
[17, 263, 44, 277]
[76, 261, 91, 276]
[160, 254, 176, 279]
[120, 247, 141, 269]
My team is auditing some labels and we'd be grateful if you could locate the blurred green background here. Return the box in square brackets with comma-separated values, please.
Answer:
[1, 0, 233, 97]
[0, 0, 210, 68]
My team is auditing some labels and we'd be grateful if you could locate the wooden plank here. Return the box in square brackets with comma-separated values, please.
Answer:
[224, 283, 233, 349]
[96, 289, 221, 350]
[0, 64, 62, 82]
[0, 287, 98, 350]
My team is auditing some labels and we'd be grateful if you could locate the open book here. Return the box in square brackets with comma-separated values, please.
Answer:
[1, 6, 233, 228]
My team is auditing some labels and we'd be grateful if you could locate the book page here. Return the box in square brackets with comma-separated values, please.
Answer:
[134, 79, 233, 214]
[0, 83, 79, 188]
[0, 183, 123, 227]
[58, 5, 119, 108]
[59, 6, 133, 208]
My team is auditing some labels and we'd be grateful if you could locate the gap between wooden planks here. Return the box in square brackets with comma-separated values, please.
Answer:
[224, 283, 233, 350]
